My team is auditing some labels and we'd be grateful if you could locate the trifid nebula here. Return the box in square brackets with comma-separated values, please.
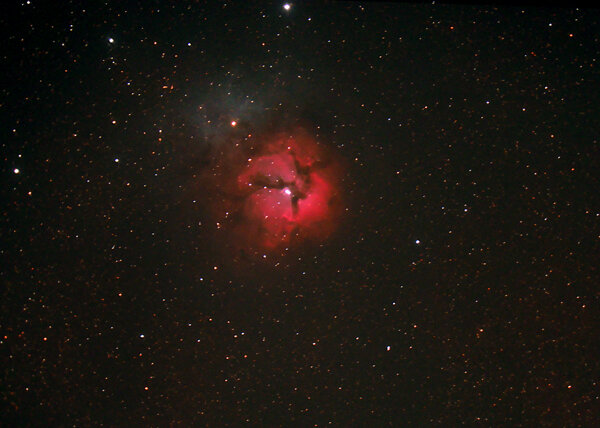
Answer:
[2, 1, 599, 426]
[205, 127, 344, 253]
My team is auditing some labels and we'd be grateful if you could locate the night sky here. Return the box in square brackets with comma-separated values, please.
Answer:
[2, 1, 599, 426]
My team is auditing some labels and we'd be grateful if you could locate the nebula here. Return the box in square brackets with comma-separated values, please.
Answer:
[204, 127, 344, 254]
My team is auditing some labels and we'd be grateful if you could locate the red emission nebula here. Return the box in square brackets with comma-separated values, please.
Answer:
[206, 128, 344, 253]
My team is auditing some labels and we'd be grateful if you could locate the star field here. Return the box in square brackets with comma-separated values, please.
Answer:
[2, 1, 599, 425]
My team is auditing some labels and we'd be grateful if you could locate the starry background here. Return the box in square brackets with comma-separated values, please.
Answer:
[2, 1, 599, 426]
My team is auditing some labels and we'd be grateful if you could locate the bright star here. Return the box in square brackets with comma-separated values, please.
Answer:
[283, 3, 291, 11]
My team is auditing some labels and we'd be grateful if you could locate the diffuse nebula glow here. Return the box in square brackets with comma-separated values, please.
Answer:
[207, 128, 344, 253]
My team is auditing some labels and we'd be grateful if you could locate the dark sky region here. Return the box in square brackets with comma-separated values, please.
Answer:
[2, 1, 599, 426]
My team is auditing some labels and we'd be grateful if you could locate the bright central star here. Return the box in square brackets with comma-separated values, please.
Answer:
[283, 188, 292, 195]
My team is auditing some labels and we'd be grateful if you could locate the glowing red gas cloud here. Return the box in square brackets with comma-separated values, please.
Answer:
[205, 128, 344, 253]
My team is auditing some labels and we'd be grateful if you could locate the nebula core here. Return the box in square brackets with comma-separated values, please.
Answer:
[205, 127, 344, 254]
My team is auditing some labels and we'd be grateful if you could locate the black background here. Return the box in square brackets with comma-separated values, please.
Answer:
[2, 1, 599, 425]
